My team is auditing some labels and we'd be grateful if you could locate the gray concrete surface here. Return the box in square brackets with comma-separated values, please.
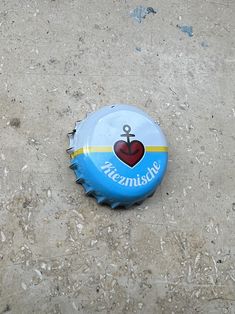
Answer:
[0, 0, 235, 313]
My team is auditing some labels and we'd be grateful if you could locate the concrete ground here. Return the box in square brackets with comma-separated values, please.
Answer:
[0, 0, 235, 313]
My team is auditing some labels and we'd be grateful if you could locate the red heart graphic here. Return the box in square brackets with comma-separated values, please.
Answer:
[114, 140, 145, 167]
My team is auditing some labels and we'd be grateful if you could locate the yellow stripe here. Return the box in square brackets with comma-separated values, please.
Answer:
[70, 146, 168, 159]
[70, 146, 112, 158]
[146, 146, 168, 152]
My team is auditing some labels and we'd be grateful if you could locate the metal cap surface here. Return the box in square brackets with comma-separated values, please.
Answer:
[67, 104, 168, 208]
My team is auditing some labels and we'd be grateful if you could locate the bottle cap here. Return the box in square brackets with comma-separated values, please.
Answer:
[67, 104, 168, 208]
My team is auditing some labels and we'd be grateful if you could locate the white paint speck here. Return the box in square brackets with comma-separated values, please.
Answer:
[47, 188, 52, 198]
[90, 239, 97, 247]
[28, 212, 31, 221]
[21, 282, 27, 290]
[194, 253, 201, 268]
[138, 303, 143, 309]
[77, 223, 83, 233]
[34, 269, 42, 280]
[206, 219, 214, 233]
[69, 235, 75, 242]
[187, 264, 192, 282]
[21, 164, 28, 171]
[212, 256, 218, 278]
[4, 167, 8, 177]
[40, 262, 47, 270]
[1, 231, 6, 242]
[91, 103, 96, 111]
[77, 213, 84, 220]
[160, 237, 165, 252]
[33, 9, 39, 17]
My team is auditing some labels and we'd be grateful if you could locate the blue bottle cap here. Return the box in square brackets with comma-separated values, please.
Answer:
[67, 104, 168, 208]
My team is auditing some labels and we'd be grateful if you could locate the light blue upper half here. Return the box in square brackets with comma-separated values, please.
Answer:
[69, 104, 168, 153]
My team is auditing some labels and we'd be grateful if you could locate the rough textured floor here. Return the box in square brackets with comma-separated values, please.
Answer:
[0, 0, 235, 313]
